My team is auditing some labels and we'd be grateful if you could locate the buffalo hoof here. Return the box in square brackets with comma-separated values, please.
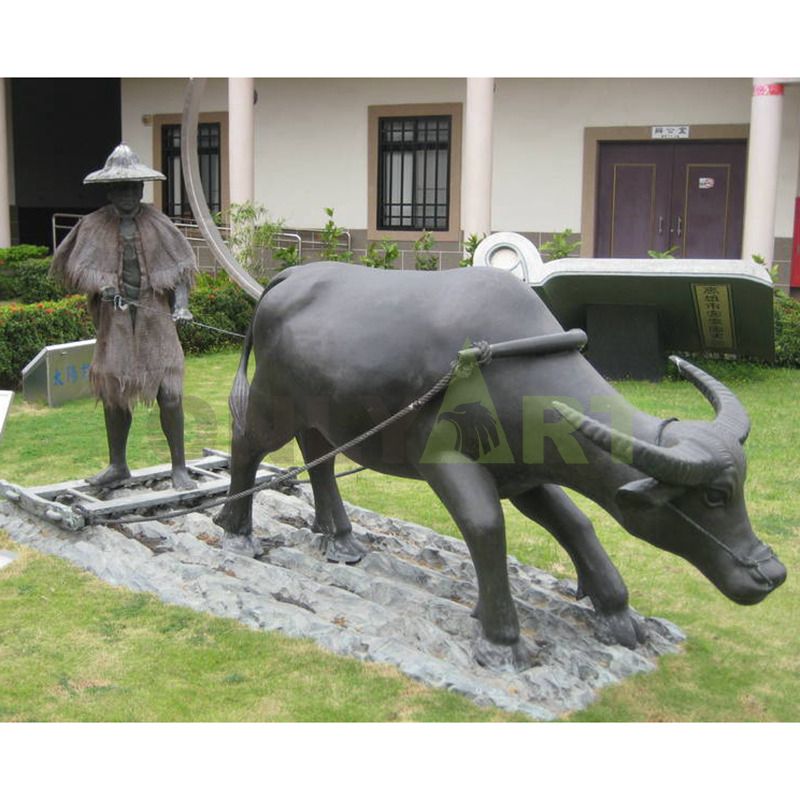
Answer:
[325, 532, 366, 565]
[221, 532, 264, 558]
[472, 635, 540, 672]
[471, 598, 521, 647]
[595, 608, 647, 649]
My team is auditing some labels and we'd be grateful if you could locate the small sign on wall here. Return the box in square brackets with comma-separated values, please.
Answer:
[652, 125, 690, 139]
[699, 177, 715, 189]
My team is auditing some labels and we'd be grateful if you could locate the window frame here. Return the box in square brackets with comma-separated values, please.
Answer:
[151, 112, 229, 219]
[368, 103, 462, 242]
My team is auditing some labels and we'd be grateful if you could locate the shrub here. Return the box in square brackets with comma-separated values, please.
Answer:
[773, 289, 800, 367]
[414, 231, 439, 271]
[459, 233, 486, 268]
[0, 272, 16, 300]
[540, 229, 581, 261]
[0, 244, 50, 266]
[178, 272, 256, 355]
[222, 201, 285, 279]
[0, 273, 256, 389]
[0, 246, 54, 301]
[0, 296, 94, 389]
[15, 258, 65, 304]
[319, 208, 353, 262]
[361, 237, 399, 269]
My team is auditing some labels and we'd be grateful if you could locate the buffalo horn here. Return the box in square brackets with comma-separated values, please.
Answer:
[669, 356, 751, 443]
[552, 402, 718, 486]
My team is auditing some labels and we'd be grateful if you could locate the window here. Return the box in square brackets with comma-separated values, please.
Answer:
[161, 122, 221, 219]
[368, 103, 462, 242]
[151, 112, 228, 219]
[377, 116, 451, 231]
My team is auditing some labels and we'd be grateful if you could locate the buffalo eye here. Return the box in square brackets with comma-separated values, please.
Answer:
[703, 487, 729, 508]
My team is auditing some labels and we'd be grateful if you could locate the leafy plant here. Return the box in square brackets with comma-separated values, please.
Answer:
[459, 233, 486, 268]
[648, 245, 679, 259]
[320, 208, 353, 262]
[272, 245, 301, 270]
[225, 202, 285, 278]
[751, 253, 781, 283]
[414, 231, 439, 271]
[540, 228, 581, 261]
[361, 237, 399, 269]
[179, 272, 255, 355]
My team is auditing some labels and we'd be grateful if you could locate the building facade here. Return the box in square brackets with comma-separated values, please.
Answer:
[3, 77, 799, 288]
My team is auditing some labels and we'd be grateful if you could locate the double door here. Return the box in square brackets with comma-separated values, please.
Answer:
[595, 140, 747, 259]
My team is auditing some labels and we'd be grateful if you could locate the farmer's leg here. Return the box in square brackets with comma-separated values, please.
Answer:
[157, 386, 197, 490]
[88, 402, 133, 486]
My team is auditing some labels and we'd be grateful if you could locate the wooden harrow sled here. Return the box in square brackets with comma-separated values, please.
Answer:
[0, 449, 287, 531]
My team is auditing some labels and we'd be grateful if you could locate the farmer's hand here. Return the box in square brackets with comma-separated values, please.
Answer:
[172, 306, 193, 323]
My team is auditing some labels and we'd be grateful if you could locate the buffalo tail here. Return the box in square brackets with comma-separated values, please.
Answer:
[229, 321, 253, 438]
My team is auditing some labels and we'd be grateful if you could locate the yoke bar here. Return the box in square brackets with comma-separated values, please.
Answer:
[458, 328, 587, 362]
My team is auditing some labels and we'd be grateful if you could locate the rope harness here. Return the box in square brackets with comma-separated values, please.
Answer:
[84, 308, 778, 588]
[108, 293, 246, 339]
[665, 502, 779, 588]
[78, 335, 498, 527]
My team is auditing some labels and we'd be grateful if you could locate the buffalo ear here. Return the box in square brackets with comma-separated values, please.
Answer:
[616, 477, 687, 508]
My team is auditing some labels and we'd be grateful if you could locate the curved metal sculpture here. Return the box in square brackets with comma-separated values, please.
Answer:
[181, 78, 263, 301]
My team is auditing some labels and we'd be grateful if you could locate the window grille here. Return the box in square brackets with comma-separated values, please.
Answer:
[161, 122, 221, 219]
[377, 115, 451, 231]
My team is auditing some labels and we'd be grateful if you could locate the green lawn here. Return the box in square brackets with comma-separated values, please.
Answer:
[0, 350, 797, 721]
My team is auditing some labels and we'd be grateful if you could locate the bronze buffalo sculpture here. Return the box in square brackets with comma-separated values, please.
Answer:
[214, 262, 786, 655]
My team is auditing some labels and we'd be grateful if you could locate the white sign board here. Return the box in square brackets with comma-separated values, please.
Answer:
[652, 125, 690, 139]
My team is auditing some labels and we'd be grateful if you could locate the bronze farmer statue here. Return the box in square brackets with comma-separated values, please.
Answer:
[50, 143, 198, 490]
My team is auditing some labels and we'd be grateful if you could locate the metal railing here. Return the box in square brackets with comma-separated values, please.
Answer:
[51, 214, 85, 251]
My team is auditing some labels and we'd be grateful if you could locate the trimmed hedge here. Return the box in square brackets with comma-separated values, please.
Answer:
[3, 259, 797, 391]
[178, 272, 256, 354]
[0, 272, 256, 390]
[0, 244, 50, 266]
[15, 259, 66, 304]
[0, 245, 53, 302]
[774, 289, 800, 367]
[0, 296, 94, 389]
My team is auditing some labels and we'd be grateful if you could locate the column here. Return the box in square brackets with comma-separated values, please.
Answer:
[228, 78, 255, 207]
[791, 116, 800, 291]
[742, 79, 784, 267]
[460, 78, 494, 243]
[0, 78, 11, 248]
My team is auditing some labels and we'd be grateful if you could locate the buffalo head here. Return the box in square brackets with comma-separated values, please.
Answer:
[555, 356, 787, 604]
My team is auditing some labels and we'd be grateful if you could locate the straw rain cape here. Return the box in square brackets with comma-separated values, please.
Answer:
[50, 204, 197, 409]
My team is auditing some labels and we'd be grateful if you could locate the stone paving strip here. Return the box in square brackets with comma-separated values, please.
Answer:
[0, 480, 684, 720]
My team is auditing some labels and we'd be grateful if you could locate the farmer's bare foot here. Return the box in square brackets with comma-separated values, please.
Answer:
[87, 464, 131, 487]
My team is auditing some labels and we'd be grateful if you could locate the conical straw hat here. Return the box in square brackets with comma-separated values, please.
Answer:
[83, 142, 166, 184]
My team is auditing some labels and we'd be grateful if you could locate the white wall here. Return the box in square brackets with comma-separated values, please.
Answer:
[120, 77, 800, 238]
[251, 78, 464, 230]
[120, 78, 229, 204]
[493, 78, 799, 237]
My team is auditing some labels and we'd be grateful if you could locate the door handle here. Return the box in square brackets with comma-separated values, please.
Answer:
[676, 216, 683, 238]
[658, 216, 664, 235]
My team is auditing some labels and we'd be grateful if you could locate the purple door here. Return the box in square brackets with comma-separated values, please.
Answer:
[595, 140, 746, 259]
